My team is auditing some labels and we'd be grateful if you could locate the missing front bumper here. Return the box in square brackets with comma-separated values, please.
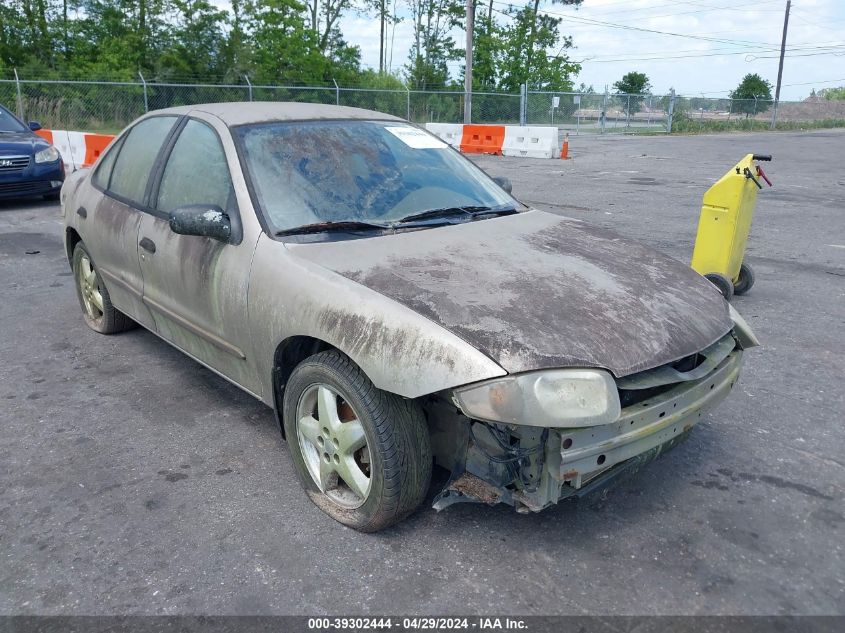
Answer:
[433, 350, 743, 513]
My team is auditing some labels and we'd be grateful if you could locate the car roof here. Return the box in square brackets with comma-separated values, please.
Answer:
[153, 102, 406, 126]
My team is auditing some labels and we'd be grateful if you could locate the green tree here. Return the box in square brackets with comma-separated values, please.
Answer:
[613, 71, 651, 114]
[405, 0, 461, 90]
[497, 6, 579, 92]
[523, 0, 581, 81]
[729, 73, 772, 117]
[822, 86, 845, 100]
[157, 1, 229, 79]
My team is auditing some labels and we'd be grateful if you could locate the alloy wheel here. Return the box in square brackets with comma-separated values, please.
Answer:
[295, 383, 372, 509]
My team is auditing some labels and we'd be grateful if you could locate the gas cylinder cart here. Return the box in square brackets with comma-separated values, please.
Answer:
[691, 153, 773, 300]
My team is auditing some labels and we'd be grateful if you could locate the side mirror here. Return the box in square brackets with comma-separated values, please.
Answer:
[28, 121, 42, 131]
[169, 205, 231, 242]
[493, 176, 513, 194]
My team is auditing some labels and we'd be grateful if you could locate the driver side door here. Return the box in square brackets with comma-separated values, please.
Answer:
[136, 117, 259, 394]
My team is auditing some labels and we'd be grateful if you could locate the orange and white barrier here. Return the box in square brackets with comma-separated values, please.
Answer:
[35, 129, 116, 171]
[425, 123, 566, 159]
[460, 125, 506, 155]
[424, 123, 464, 148]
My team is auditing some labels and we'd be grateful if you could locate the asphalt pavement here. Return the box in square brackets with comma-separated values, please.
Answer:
[1, 129, 843, 615]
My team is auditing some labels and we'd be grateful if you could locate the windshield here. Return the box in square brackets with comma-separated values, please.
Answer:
[234, 120, 517, 233]
[0, 106, 29, 133]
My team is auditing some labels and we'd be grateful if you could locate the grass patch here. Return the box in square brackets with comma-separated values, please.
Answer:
[671, 115, 845, 134]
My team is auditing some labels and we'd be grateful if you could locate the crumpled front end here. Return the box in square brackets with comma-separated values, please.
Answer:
[430, 332, 745, 513]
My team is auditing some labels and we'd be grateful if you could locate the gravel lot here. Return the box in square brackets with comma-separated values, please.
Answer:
[1, 129, 843, 616]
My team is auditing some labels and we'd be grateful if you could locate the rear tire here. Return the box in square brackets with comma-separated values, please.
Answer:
[72, 242, 136, 334]
[733, 263, 755, 295]
[282, 350, 432, 532]
[705, 272, 734, 301]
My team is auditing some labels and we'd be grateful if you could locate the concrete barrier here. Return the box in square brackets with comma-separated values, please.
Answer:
[424, 123, 464, 147]
[424, 123, 564, 159]
[460, 124, 505, 155]
[35, 128, 115, 171]
[502, 126, 559, 159]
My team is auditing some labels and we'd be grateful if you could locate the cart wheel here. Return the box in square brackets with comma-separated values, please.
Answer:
[705, 273, 734, 301]
[734, 263, 755, 295]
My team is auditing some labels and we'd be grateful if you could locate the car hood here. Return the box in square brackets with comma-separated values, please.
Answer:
[0, 131, 45, 154]
[288, 210, 732, 378]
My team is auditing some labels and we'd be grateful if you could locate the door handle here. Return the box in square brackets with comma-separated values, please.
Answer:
[139, 237, 156, 253]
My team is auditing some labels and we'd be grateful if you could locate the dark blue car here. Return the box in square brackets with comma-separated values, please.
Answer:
[0, 103, 64, 200]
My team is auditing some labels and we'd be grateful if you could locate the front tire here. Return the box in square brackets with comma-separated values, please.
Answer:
[72, 242, 136, 334]
[283, 350, 432, 532]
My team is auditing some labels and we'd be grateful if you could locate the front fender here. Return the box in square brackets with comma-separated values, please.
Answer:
[248, 235, 507, 401]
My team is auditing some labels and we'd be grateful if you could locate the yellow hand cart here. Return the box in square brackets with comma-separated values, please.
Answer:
[691, 153, 772, 300]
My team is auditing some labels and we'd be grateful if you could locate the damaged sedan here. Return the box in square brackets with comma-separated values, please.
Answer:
[60, 103, 758, 531]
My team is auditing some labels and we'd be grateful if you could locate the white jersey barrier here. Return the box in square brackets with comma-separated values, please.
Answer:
[423, 123, 464, 148]
[501, 126, 559, 159]
[35, 128, 116, 171]
[48, 130, 88, 171]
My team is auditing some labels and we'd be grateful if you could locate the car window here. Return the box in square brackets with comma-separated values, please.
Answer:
[156, 119, 235, 214]
[92, 136, 124, 190]
[0, 106, 28, 133]
[108, 116, 178, 205]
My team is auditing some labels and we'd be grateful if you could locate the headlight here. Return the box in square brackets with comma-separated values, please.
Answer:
[34, 146, 61, 164]
[453, 369, 621, 428]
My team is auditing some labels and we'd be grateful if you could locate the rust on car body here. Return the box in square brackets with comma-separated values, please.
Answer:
[289, 210, 732, 378]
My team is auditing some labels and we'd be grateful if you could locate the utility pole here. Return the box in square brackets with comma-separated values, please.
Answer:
[464, 0, 474, 124]
[771, 0, 791, 129]
[379, 0, 385, 74]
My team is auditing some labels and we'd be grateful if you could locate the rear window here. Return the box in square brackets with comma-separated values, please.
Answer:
[108, 116, 177, 205]
[92, 136, 124, 190]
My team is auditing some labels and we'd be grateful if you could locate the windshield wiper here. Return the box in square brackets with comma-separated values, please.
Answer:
[394, 205, 517, 225]
[275, 220, 391, 236]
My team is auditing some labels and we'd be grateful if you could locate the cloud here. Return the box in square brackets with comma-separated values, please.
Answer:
[338, 15, 417, 76]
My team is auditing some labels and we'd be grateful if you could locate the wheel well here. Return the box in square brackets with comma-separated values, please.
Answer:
[66, 227, 82, 264]
[272, 336, 338, 433]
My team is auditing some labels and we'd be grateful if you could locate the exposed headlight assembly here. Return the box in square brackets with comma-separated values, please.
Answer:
[453, 369, 621, 428]
[34, 146, 61, 164]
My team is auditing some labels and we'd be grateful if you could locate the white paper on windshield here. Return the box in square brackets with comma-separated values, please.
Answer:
[385, 126, 448, 149]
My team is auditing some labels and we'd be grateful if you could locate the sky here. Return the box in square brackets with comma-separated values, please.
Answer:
[223, 0, 845, 100]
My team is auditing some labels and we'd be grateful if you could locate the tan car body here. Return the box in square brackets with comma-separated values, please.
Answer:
[61, 104, 506, 404]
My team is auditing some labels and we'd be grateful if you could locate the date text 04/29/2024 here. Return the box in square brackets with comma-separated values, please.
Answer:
[307, 617, 528, 630]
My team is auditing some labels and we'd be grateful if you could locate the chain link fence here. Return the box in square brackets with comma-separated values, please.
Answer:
[2, 75, 844, 135]
[526, 91, 671, 134]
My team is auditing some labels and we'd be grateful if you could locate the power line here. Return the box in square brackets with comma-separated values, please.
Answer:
[489, 5, 842, 61]
[579, 0, 782, 19]
[584, 41, 844, 61]
[590, 0, 786, 24]
[581, 46, 844, 64]
[782, 77, 845, 87]
[492, 1, 780, 47]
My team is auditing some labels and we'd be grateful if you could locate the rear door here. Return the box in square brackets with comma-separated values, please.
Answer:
[136, 116, 259, 393]
[82, 115, 179, 329]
